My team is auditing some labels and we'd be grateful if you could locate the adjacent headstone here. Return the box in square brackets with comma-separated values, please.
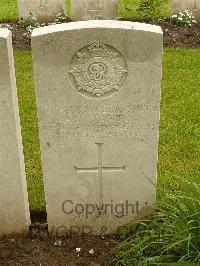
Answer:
[71, 0, 118, 21]
[0, 29, 30, 235]
[172, 0, 200, 20]
[18, 0, 66, 23]
[32, 21, 163, 235]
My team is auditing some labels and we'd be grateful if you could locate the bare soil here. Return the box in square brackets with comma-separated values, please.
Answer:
[159, 20, 200, 48]
[8, 20, 200, 50]
[0, 211, 118, 265]
[0, 233, 117, 266]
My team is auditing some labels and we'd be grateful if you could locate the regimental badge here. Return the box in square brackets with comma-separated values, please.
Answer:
[69, 41, 128, 99]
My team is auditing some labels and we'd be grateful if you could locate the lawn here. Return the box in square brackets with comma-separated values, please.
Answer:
[14, 49, 200, 210]
[158, 48, 200, 198]
[14, 51, 44, 210]
[0, 0, 18, 22]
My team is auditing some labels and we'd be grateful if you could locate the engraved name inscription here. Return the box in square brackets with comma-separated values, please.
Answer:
[42, 104, 159, 139]
[69, 41, 128, 99]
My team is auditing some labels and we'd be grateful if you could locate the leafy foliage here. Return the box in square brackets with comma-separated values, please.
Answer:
[114, 179, 200, 265]
[18, 10, 68, 39]
[119, 0, 170, 19]
[172, 10, 197, 27]
[137, 0, 166, 19]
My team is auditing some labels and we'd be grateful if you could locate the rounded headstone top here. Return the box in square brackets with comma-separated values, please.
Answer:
[32, 20, 163, 38]
[0, 28, 11, 39]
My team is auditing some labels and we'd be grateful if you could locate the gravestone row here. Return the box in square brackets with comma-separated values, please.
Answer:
[17, 0, 118, 22]
[0, 20, 163, 235]
[17, 0, 200, 23]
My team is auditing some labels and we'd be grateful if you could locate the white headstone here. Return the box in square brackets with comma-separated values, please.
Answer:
[18, 0, 66, 22]
[71, 0, 118, 21]
[172, 0, 196, 10]
[197, 0, 200, 18]
[32, 21, 163, 235]
[0, 29, 30, 235]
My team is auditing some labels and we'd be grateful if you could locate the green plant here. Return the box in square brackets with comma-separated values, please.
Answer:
[153, 263, 199, 265]
[19, 12, 40, 29]
[0, 23, 13, 30]
[54, 10, 68, 24]
[172, 10, 197, 27]
[18, 13, 40, 38]
[136, 0, 166, 19]
[114, 179, 200, 265]
[21, 10, 68, 39]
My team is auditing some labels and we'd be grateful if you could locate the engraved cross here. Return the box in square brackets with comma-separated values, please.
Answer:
[75, 143, 126, 206]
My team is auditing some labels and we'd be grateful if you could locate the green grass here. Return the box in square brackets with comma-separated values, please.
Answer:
[115, 179, 200, 265]
[114, 49, 200, 265]
[0, 0, 170, 22]
[14, 48, 200, 211]
[0, 0, 18, 22]
[14, 51, 45, 210]
[158, 49, 200, 199]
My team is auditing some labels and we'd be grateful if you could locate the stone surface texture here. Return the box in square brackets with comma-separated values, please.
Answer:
[18, 0, 66, 22]
[32, 21, 163, 234]
[71, 0, 118, 21]
[0, 29, 30, 235]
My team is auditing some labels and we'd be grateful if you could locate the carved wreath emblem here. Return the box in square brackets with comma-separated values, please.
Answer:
[69, 41, 128, 99]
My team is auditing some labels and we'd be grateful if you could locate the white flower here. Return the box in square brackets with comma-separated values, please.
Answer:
[185, 10, 189, 16]
[89, 249, 94, 254]
[53, 239, 63, 246]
